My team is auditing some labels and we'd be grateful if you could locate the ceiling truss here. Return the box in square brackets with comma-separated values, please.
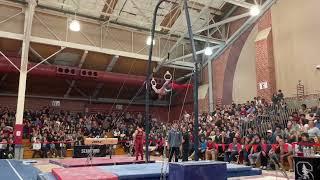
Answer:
[0, 0, 275, 76]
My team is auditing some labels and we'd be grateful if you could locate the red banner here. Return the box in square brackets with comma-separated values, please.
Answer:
[13, 124, 23, 145]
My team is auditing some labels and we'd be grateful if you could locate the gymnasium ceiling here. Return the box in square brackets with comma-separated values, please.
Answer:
[0, 0, 271, 103]
[36, 0, 226, 34]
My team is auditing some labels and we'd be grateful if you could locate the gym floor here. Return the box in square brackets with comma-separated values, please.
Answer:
[31, 155, 295, 180]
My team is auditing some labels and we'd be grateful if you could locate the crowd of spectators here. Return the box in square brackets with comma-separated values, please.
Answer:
[167, 95, 320, 172]
[0, 107, 15, 159]
[1, 92, 320, 173]
[0, 106, 167, 159]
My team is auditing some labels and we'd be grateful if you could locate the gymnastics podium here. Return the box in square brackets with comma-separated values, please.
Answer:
[83, 138, 118, 159]
[169, 161, 227, 180]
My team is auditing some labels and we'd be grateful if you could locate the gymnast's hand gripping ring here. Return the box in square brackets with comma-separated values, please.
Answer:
[164, 71, 172, 81]
[164, 87, 172, 93]
[151, 78, 157, 87]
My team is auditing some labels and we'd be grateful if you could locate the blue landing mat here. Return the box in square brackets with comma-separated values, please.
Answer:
[0, 160, 41, 180]
[99, 162, 261, 180]
[227, 164, 262, 177]
[227, 164, 252, 172]
[38, 162, 262, 180]
[169, 161, 227, 180]
[228, 168, 262, 177]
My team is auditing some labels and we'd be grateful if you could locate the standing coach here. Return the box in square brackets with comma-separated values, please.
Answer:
[168, 123, 182, 162]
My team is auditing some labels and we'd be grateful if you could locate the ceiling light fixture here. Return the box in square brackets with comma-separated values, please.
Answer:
[69, 19, 80, 32]
[249, 5, 261, 16]
[204, 47, 213, 56]
[146, 36, 155, 45]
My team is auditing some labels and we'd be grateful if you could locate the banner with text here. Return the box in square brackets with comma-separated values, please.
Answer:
[73, 145, 107, 158]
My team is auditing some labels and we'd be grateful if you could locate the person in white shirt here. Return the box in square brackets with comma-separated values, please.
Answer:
[307, 120, 320, 138]
[32, 138, 42, 158]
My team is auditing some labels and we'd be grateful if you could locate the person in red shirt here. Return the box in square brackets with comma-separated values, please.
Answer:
[225, 137, 241, 163]
[205, 138, 217, 160]
[133, 125, 145, 161]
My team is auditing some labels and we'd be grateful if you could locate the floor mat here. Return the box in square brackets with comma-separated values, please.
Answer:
[52, 167, 118, 180]
[0, 160, 41, 180]
[49, 157, 152, 168]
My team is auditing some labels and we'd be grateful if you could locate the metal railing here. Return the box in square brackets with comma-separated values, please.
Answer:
[239, 106, 297, 138]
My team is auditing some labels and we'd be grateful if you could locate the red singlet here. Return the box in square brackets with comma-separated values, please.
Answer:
[135, 130, 144, 143]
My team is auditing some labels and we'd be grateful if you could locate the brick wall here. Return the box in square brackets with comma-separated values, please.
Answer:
[209, 10, 275, 105]
[212, 28, 253, 105]
[199, 93, 209, 113]
[0, 96, 86, 112]
[255, 10, 276, 101]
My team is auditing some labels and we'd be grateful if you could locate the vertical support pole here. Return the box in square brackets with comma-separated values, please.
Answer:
[65, 17, 69, 41]
[182, 43, 185, 57]
[184, 0, 199, 161]
[145, 0, 165, 163]
[14, 0, 36, 160]
[131, 32, 134, 52]
[100, 24, 103, 48]
[158, 37, 161, 58]
[208, 59, 214, 112]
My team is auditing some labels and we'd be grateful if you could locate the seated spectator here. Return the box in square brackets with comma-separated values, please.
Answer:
[248, 135, 262, 167]
[189, 136, 207, 160]
[225, 137, 241, 163]
[307, 120, 320, 138]
[0, 138, 8, 159]
[269, 136, 293, 170]
[277, 90, 284, 102]
[113, 128, 121, 138]
[299, 114, 309, 126]
[260, 137, 270, 170]
[199, 137, 207, 160]
[274, 126, 285, 140]
[315, 114, 320, 129]
[241, 136, 253, 165]
[205, 138, 217, 160]
[266, 130, 276, 144]
[272, 94, 279, 106]
[32, 137, 42, 158]
[47, 133, 57, 158]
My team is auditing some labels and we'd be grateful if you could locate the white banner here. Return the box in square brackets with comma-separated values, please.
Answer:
[51, 100, 60, 107]
[258, 82, 268, 90]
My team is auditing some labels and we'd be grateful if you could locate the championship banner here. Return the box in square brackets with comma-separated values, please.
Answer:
[73, 145, 107, 158]
[294, 156, 320, 180]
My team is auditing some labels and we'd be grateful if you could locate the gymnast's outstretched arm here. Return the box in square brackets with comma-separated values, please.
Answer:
[161, 79, 171, 90]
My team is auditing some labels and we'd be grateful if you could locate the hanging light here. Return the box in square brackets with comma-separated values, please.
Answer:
[146, 36, 155, 45]
[204, 47, 213, 56]
[69, 19, 80, 32]
[249, 5, 261, 16]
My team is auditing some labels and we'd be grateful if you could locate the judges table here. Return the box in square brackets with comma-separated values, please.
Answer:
[294, 156, 320, 180]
